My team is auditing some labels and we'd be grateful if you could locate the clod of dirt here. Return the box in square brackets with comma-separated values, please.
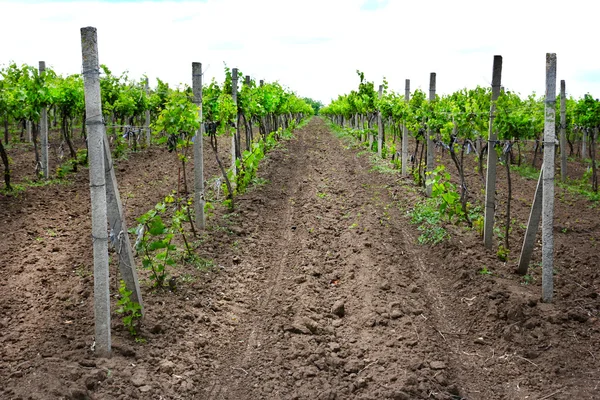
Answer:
[331, 300, 345, 317]
[159, 359, 176, 375]
[390, 390, 411, 400]
[78, 359, 96, 368]
[139, 385, 153, 393]
[84, 368, 107, 390]
[430, 361, 446, 370]
[232, 255, 241, 264]
[68, 388, 90, 400]
[130, 368, 148, 387]
[328, 342, 341, 352]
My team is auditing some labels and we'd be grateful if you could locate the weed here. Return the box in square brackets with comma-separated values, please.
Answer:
[478, 266, 492, 275]
[497, 245, 509, 262]
[115, 280, 143, 337]
[522, 274, 534, 285]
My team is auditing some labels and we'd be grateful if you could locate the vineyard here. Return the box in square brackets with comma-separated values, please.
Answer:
[0, 27, 599, 400]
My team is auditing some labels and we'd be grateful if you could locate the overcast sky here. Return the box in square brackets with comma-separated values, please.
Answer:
[1, 0, 599, 104]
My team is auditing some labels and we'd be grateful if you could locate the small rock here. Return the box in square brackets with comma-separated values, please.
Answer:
[430, 361, 446, 370]
[332, 319, 343, 328]
[329, 342, 341, 352]
[284, 323, 311, 335]
[344, 359, 365, 373]
[379, 281, 391, 291]
[474, 337, 486, 345]
[390, 310, 403, 319]
[294, 276, 307, 284]
[331, 300, 345, 317]
[138, 385, 152, 393]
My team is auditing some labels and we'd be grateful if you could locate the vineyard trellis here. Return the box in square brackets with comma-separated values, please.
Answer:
[321, 53, 600, 303]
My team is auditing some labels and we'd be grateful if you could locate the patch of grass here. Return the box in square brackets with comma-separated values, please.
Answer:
[510, 163, 540, 181]
[189, 255, 215, 271]
[409, 199, 449, 245]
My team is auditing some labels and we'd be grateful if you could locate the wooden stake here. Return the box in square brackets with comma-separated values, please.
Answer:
[483, 55, 503, 249]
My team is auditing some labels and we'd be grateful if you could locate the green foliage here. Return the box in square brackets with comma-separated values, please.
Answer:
[115, 280, 143, 337]
[478, 266, 492, 275]
[152, 89, 199, 148]
[133, 200, 177, 287]
[497, 245, 509, 262]
[303, 97, 324, 114]
[410, 199, 449, 245]
[426, 165, 464, 222]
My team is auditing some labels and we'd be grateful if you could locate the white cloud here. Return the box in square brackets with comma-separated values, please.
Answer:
[0, 0, 598, 103]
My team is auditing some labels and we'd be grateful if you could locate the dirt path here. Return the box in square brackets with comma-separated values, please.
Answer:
[1, 118, 598, 400]
[195, 118, 464, 399]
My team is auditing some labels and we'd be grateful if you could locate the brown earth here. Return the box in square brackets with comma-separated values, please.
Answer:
[0, 118, 599, 399]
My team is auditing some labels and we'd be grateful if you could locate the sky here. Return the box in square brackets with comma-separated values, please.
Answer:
[1, 0, 599, 104]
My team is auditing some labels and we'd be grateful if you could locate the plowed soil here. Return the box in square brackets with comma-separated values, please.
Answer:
[0, 118, 599, 400]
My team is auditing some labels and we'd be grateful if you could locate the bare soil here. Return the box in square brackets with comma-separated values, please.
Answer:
[0, 118, 598, 399]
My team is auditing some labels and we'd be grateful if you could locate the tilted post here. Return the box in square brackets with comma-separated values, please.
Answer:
[192, 62, 206, 230]
[517, 167, 543, 275]
[80, 26, 111, 356]
[483, 55, 503, 249]
[39, 61, 49, 179]
[103, 130, 144, 312]
[426, 72, 436, 197]
[402, 79, 410, 176]
[542, 53, 557, 303]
